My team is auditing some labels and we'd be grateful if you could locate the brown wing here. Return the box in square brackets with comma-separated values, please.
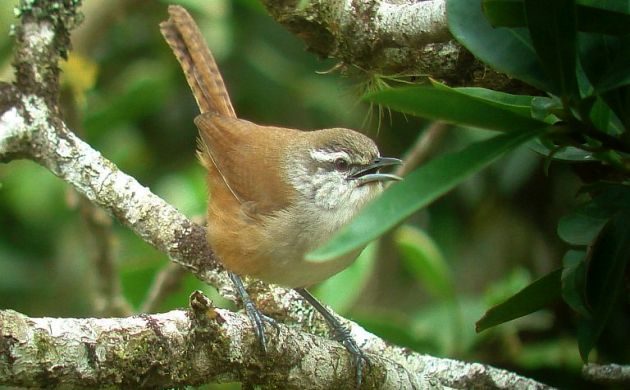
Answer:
[160, 5, 236, 117]
[194, 113, 296, 216]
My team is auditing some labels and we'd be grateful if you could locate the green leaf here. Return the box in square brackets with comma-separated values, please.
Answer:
[307, 128, 543, 262]
[394, 225, 454, 300]
[364, 86, 547, 132]
[561, 250, 589, 317]
[557, 211, 609, 246]
[530, 96, 562, 123]
[524, 0, 579, 99]
[528, 139, 594, 161]
[558, 183, 630, 246]
[432, 83, 536, 118]
[578, 210, 630, 361]
[447, 0, 549, 91]
[476, 269, 562, 332]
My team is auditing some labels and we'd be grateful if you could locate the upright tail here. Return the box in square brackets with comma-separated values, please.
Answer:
[160, 5, 236, 118]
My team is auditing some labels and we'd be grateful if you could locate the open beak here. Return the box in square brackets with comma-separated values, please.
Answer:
[350, 157, 403, 186]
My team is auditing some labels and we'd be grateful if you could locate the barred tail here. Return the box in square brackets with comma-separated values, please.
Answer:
[160, 5, 236, 118]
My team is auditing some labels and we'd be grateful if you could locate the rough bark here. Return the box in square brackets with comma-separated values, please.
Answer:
[260, 0, 516, 90]
[0, 292, 551, 389]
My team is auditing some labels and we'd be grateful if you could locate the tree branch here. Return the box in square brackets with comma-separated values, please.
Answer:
[260, 0, 515, 89]
[0, 292, 552, 389]
[582, 363, 630, 386]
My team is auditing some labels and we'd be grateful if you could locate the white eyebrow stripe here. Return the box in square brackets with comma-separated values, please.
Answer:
[310, 149, 350, 163]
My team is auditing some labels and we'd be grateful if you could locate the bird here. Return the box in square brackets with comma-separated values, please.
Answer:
[160, 5, 401, 387]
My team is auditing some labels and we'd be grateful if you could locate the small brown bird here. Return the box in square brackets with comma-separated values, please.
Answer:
[196, 114, 401, 288]
[161, 5, 401, 386]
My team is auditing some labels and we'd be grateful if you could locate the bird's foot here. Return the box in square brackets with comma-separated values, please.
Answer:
[229, 272, 279, 352]
[296, 288, 369, 389]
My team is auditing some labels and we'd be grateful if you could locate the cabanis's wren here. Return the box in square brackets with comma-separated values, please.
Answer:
[161, 5, 401, 386]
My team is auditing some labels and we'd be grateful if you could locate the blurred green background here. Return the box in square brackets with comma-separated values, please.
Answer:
[1, 0, 623, 388]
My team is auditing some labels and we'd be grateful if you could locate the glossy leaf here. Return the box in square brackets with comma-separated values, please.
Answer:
[476, 269, 562, 332]
[447, 0, 549, 90]
[528, 139, 594, 162]
[307, 128, 543, 262]
[557, 211, 609, 246]
[524, 0, 579, 99]
[364, 86, 546, 132]
[578, 210, 630, 360]
[432, 83, 536, 118]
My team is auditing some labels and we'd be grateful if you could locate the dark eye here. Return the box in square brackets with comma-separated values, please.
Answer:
[334, 158, 350, 171]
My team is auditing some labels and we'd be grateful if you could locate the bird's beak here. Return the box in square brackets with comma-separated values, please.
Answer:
[350, 157, 403, 186]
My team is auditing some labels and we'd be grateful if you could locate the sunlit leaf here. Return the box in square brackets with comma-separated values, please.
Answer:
[431, 83, 536, 118]
[363, 86, 546, 132]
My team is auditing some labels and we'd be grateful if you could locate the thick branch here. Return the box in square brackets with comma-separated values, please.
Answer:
[260, 0, 512, 88]
[0, 293, 552, 389]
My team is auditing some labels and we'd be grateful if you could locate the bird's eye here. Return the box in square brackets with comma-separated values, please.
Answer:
[334, 158, 350, 171]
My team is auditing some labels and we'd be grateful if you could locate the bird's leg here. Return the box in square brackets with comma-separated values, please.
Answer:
[229, 272, 279, 352]
[295, 288, 369, 388]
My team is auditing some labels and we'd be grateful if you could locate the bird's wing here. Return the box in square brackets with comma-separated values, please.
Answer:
[194, 113, 297, 216]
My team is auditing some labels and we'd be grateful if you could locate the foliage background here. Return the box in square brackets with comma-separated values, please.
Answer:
[0, 0, 626, 388]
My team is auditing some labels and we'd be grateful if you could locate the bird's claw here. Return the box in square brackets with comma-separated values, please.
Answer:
[243, 298, 280, 353]
[334, 323, 370, 389]
[230, 272, 280, 353]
